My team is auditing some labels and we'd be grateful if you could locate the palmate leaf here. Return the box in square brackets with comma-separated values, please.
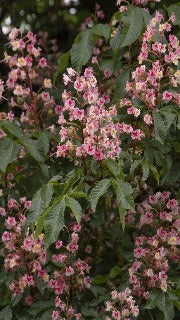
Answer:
[71, 29, 94, 70]
[66, 196, 82, 223]
[18, 136, 45, 162]
[0, 138, 20, 172]
[28, 300, 54, 316]
[89, 179, 111, 212]
[145, 291, 175, 320]
[120, 6, 143, 47]
[38, 132, 50, 155]
[110, 25, 121, 51]
[112, 179, 134, 230]
[93, 23, 111, 41]
[113, 66, 130, 99]
[153, 111, 176, 144]
[156, 294, 175, 320]
[44, 197, 66, 246]
[24, 183, 54, 227]
[0, 120, 23, 138]
[153, 112, 166, 144]
[57, 51, 70, 73]
[141, 159, 150, 181]
[104, 159, 120, 177]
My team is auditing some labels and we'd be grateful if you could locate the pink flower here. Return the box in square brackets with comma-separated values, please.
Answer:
[149, 194, 157, 204]
[41, 92, 50, 101]
[163, 91, 173, 101]
[55, 240, 63, 249]
[144, 114, 153, 125]
[104, 68, 112, 78]
[73, 223, 81, 233]
[5, 217, 16, 228]
[52, 310, 59, 320]
[65, 266, 74, 277]
[134, 247, 145, 258]
[166, 199, 178, 210]
[24, 274, 34, 286]
[97, 10, 105, 19]
[25, 295, 33, 305]
[39, 57, 48, 68]
[2, 231, 11, 242]
[112, 310, 121, 320]
[0, 207, 6, 216]
[84, 276, 91, 288]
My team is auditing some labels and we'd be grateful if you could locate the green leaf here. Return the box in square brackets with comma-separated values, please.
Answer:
[44, 197, 65, 246]
[153, 112, 166, 144]
[151, 166, 160, 184]
[25, 183, 54, 226]
[0, 138, 20, 172]
[110, 25, 121, 51]
[28, 300, 54, 316]
[66, 196, 82, 223]
[35, 195, 62, 237]
[93, 23, 111, 41]
[53, 52, 70, 84]
[156, 294, 175, 320]
[119, 206, 126, 231]
[172, 142, 180, 153]
[0, 306, 12, 320]
[141, 160, 150, 181]
[89, 179, 111, 212]
[0, 121, 22, 138]
[81, 307, 99, 317]
[146, 292, 175, 320]
[112, 179, 134, 229]
[57, 51, 70, 73]
[113, 66, 130, 100]
[68, 191, 87, 199]
[153, 111, 175, 144]
[100, 59, 114, 74]
[142, 8, 152, 25]
[162, 110, 176, 131]
[63, 169, 82, 194]
[174, 300, 180, 311]
[38, 132, 50, 154]
[120, 6, 143, 47]
[109, 265, 121, 279]
[18, 136, 45, 162]
[92, 275, 108, 285]
[113, 180, 134, 211]
[130, 159, 141, 175]
[71, 29, 94, 70]
[104, 158, 120, 177]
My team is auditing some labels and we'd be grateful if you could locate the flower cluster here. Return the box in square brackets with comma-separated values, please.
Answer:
[123, 12, 180, 125]
[129, 191, 179, 299]
[0, 198, 91, 319]
[105, 287, 139, 319]
[49, 224, 91, 320]
[0, 28, 55, 127]
[0, 197, 49, 298]
[57, 67, 144, 162]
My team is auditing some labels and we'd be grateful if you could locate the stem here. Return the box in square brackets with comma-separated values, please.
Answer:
[83, 156, 87, 176]
[80, 122, 87, 176]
